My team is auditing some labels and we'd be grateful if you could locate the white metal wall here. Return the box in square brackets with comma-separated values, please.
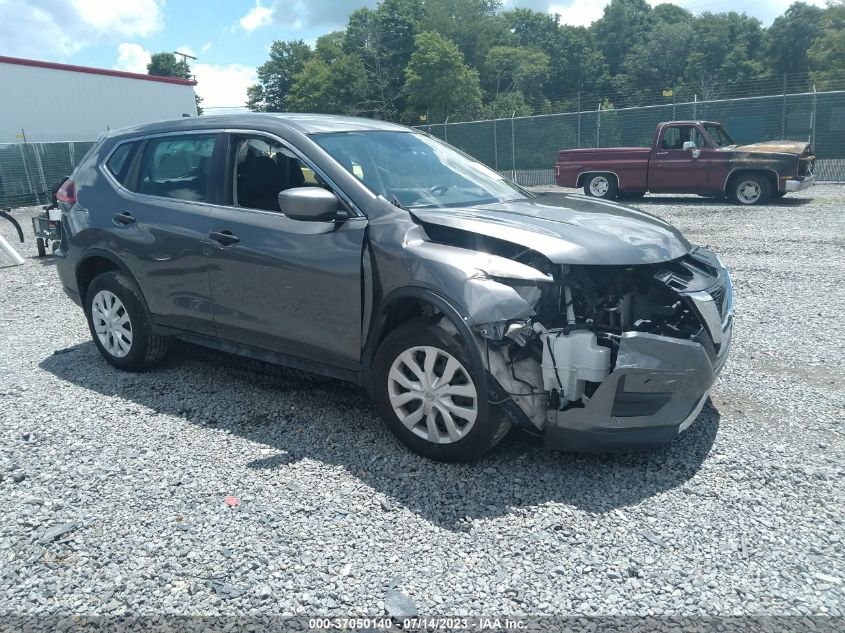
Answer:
[0, 61, 198, 143]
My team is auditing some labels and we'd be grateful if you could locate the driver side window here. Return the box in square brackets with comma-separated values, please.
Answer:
[232, 137, 313, 212]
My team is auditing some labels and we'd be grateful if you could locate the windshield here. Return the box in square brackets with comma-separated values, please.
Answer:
[704, 124, 735, 148]
[311, 131, 530, 208]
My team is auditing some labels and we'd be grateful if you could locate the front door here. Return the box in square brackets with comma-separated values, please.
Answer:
[206, 134, 366, 369]
[648, 125, 714, 193]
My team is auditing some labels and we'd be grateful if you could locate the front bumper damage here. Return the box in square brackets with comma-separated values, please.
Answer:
[545, 320, 731, 451]
[476, 249, 734, 452]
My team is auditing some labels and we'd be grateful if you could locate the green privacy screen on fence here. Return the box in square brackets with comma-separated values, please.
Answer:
[420, 90, 845, 185]
[1, 90, 842, 208]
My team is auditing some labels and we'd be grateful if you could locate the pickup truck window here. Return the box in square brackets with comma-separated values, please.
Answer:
[661, 126, 705, 150]
[703, 124, 735, 148]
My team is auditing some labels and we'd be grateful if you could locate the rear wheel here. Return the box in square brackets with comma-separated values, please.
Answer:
[583, 173, 619, 200]
[729, 173, 772, 205]
[372, 321, 509, 462]
[84, 271, 169, 371]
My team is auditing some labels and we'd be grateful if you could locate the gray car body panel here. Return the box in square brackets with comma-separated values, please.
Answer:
[55, 113, 731, 451]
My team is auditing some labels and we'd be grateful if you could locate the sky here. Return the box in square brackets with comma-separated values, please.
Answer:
[0, 0, 830, 110]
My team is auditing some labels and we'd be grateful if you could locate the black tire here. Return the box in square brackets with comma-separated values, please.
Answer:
[36, 238, 46, 258]
[371, 320, 509, 462]
[583, 173, 619, 199]
[729, 173, 772, 206]
[84, 271, 169, 371]
[619, 191, 645, 200]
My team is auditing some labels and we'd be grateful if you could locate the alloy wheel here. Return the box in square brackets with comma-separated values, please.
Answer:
[387, 346, 478, 444]
[736, 180, 762, 204]
[589, 176, 610, 197]
[91, 290, 133, 358]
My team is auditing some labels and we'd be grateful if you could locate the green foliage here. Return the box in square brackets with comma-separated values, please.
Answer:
[403, 31, 483, 122]
[809, 1, 845, 89]
[244, 0, 845, 120]
[246, 40, 313, 112]
[147, 52, 191, 79]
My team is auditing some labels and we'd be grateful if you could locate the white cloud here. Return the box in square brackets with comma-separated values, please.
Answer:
[549, 0, 606, 27]
[193, 63, 258, 109]
[0, 0, 164, 59]
[240, 3, 273, 32]
[175, 45, 196, 58]
[114, 43, 152, 74]
[201, 42, 213, 53]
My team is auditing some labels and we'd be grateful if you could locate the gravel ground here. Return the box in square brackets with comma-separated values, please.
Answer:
[0, 186, 843, 624]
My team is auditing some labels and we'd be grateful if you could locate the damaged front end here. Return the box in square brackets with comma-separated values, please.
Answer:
[473, 246, 733, 450]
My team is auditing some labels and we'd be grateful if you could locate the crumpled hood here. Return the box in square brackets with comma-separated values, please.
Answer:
[411, 192, 692, 266]
[727, 140, 812, 156]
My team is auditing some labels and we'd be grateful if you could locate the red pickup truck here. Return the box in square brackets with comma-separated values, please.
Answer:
[555, 121, 816, 205]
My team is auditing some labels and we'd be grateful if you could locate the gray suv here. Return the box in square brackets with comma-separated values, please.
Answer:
[54, 114, 732, 461]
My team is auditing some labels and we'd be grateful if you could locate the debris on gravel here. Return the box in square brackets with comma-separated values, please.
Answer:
[0, 186, 843, 619]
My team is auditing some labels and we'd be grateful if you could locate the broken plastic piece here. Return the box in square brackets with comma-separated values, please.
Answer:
[223, 496, 240, 507]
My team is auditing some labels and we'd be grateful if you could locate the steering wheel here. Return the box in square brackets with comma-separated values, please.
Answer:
[427, 184, 450, 196]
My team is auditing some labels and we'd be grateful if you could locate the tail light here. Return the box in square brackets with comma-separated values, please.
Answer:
[56, 179, 77, 204]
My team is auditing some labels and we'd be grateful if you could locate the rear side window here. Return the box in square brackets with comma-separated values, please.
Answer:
[138, 134, 215, 202]
[105, 141, 140, 186]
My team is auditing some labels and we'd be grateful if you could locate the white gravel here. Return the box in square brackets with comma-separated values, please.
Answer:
[0, 186, 843, 623]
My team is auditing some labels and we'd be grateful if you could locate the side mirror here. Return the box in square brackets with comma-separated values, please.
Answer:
[683, 141, 701, 159]
[278, 187, 339, 222]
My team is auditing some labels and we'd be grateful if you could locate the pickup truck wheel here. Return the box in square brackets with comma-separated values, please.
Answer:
[584, 174, 618, 199]
[372, 321, 508, 462]
[730, 174, 772, 205]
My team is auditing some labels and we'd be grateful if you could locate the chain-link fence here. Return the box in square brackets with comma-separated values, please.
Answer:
[0, 140, 96, 209]
[419, 90, 845, 186]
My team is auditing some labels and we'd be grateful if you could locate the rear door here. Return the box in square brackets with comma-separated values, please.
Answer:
[648, 125, 715, 193]
[105, 132, 221, 335]
[205, 132, 366, 369]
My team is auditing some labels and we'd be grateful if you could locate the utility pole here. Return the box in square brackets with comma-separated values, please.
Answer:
[173, 50, 197, 80]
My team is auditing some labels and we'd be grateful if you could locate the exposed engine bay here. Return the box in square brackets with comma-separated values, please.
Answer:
[422, 221, 733, 434]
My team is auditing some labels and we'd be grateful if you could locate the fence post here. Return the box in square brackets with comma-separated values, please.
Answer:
[811, 85, 817, 147]
[577, 92, 581, 149]
[693, 94, 697, 120]
[781, 73, 787, 139]
[18, 129, 38, 205]
[493, 113, 499, 171]
[444, 115, 449, 143]
[510, 110, 516, 182]
[596, 102, 601, 147]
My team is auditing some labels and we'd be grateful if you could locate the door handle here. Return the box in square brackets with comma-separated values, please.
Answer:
[209, 230, 240, 246]
[113, 211, 135, 225]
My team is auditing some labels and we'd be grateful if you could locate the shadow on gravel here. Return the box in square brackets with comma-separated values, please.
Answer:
[41, 341, 719, 531]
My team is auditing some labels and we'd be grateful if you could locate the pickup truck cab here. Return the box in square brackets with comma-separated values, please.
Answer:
[555, 121, 816, 205]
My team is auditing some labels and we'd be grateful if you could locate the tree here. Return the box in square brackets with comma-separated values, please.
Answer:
[483, 46, 549, 102]
[288, 53, 369, 114]
[147, 52, 203, 115]
[808, 1, 845, 89]
[246, 40, 312, 112]
[147, 52, 190, 79]
[767, 2, 825, 75]
[403, 32, 483, 122]
[418, 0, 507, 68]
[592, 0, 652, 74]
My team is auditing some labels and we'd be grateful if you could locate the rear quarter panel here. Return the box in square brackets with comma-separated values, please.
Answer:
[555, 148, 650, 192]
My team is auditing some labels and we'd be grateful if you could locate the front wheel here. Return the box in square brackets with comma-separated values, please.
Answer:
[583, 173, 619, 199]
[729, 174, 772, 205]
[371, 321, 509, 462]
[84, 271, 170, 371]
